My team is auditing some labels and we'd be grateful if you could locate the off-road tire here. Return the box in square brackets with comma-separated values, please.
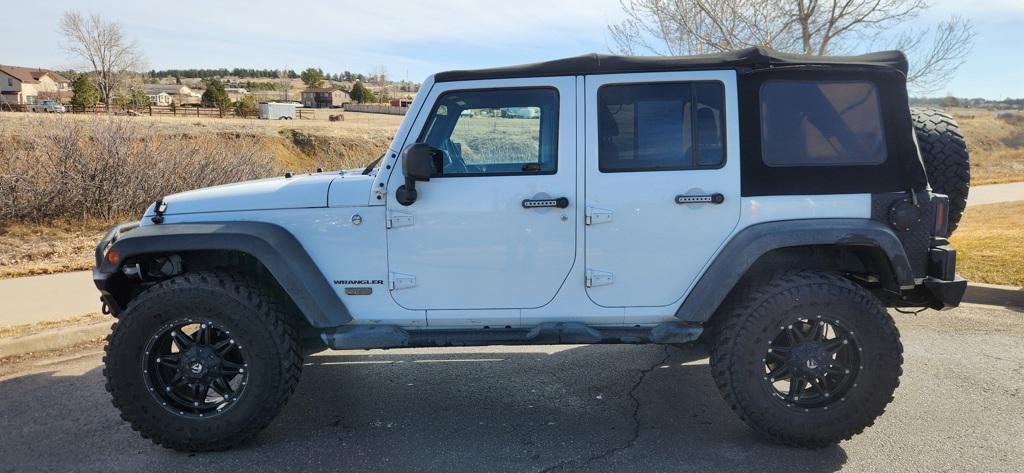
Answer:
[710, 270, 903, 448]
[911, 107, 970, 235]
[103, 271, 302, 452]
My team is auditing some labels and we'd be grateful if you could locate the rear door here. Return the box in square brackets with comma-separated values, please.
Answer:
[583, 71, 741, 308]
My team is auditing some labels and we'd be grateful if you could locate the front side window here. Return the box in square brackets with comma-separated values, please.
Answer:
[598, 82, 726, 172]
[760, 80, 887, 166]
[419, 88, 558, 176]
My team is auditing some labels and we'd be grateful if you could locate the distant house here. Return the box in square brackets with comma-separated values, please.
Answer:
[0, 65, 71, 105]
[301, 88, 349, 108]
[144, 84, 201, 105]
[224, 87, 249, 102]
[147, 92, 173, 106]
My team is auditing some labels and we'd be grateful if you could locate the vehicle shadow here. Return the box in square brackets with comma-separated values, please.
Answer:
[0, 344, 848, 472]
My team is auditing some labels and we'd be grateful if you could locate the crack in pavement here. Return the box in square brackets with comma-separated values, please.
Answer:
[535, 345, 674, 473]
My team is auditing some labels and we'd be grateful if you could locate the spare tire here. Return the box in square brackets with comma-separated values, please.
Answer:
[911, 108, 970, 235]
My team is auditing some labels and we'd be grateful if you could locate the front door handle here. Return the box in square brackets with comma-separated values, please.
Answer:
[522, 197, 570, 209]
[675, 193, 724, 205]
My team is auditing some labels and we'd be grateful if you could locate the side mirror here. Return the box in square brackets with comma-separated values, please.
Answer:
[396, 143, 442, 206]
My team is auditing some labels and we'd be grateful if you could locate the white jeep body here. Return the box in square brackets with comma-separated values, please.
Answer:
[123, 76, 896, 330]
[93, 47, 968, 451]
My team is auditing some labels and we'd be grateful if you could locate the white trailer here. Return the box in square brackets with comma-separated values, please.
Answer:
[258, 102, 296, 120]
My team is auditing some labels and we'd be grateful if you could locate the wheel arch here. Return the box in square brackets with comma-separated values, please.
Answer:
[676, 219, 914, 324]
[94, 221, 351, 328]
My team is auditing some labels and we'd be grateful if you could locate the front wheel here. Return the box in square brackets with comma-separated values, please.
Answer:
[710, 270, 903, 447]
[103, 272, 302, 452]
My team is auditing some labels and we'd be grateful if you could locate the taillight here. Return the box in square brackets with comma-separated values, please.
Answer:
[933, 195, 949, 237]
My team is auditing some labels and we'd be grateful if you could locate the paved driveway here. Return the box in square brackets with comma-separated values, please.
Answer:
[1, 303, 1021, 472]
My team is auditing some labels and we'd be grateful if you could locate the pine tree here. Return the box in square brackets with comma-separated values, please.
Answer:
[70, 74, 99, 108]
[300, 67, 324, 88]
[349, 81, 376, 103]
[202, 79, 232, 110]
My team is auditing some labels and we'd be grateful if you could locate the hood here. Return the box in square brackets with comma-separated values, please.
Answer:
[147, 172, 340, 216]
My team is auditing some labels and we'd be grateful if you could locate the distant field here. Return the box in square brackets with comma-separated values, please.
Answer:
[951, 110, 1024, 185]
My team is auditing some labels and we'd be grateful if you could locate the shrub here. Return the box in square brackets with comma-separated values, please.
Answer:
[70, 74, 99, 108]
[235, 95, 258, 118]
[0, 116, 276, 224]
[201, 79, 232, 111]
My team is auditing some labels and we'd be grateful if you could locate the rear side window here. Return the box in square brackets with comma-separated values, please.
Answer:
[598, 82, 726, 172]
[760, 80, 886, 167]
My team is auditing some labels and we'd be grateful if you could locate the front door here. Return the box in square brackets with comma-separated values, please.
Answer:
[584, 71, 741, 308]
[386, 77, 577, 314]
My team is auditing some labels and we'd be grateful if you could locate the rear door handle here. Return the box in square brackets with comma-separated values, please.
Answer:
[675, 193, 724, 205]
[522, 197, 570, 209]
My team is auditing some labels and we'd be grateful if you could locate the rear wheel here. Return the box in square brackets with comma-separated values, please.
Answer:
[104, 272, 302, 452]
[911, 107, 970, 235]
[710, 271, 903, 447]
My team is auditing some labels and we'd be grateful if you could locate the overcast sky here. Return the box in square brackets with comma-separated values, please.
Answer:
[4, 0, 1022, 98]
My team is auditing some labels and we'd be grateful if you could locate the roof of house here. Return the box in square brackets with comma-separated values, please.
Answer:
[143, 84, 189, 93]
[302, 87, 347, 94]
[434, 47, 908, 82]
[0, 65, 70, 84]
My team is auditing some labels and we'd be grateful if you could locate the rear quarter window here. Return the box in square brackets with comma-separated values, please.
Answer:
[760, 80, 886, 167]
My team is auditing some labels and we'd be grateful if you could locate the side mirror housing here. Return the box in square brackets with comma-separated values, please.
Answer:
[397, 143, 442, 206]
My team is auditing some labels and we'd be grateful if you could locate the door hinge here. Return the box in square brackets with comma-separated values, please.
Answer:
[389, 272, 416, 290]
[585, 207, 613, 225]
[386, 211, 414, 229]
[585, 269, 614, 287]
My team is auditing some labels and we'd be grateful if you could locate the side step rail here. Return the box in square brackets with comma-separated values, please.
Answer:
[320, 322, 703, 350]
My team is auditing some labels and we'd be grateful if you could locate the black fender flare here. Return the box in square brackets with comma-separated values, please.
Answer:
[675, 219, 913, 323]
[94, 221, 351, 327]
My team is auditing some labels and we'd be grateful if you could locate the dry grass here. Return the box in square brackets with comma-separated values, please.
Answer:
[0, 219, 111, 278]
[0, 111, 398, 176]
[949, 201, 1024, 287]
[953, 111, 1024, 185]
[0, 312, 107, 339]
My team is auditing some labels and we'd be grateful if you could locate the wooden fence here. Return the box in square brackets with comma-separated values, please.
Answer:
[2, 103, 317, 120]
[343, 103, 408, 115]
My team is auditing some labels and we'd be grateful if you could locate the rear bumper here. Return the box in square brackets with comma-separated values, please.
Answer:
[922, 275, 967, 310]
[921, 243, 966, 310]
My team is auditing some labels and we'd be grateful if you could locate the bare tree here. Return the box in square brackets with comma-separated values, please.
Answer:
[276, 67, 293, 101]
[59, 11, 145, 111]
[609, 0, 975, 94]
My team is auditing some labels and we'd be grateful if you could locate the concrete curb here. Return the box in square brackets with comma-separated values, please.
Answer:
[0, 321, 110, 359]
[963, 282, 1024, 308]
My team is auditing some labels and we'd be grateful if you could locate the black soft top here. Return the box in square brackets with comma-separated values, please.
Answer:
[434, 47, 907, 82]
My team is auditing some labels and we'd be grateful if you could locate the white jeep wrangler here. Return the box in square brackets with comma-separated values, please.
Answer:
[95, 47, 969, 452]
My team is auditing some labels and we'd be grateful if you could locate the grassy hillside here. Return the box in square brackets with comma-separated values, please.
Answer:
[953, 111, 1024, 185]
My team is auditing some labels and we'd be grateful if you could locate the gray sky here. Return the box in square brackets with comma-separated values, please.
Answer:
[4, 0, 1022, 98]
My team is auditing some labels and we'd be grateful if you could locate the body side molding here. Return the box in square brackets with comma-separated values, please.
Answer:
[675, 219, 913, 323]
[94, 221, 350, 327]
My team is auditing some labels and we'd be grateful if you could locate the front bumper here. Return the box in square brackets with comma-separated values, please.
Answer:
[93, 221, 140, 315]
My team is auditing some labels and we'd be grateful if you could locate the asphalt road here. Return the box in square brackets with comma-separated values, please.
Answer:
[1, 303, 1022, 473]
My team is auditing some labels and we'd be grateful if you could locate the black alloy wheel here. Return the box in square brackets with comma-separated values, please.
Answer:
[762, 317, 861, 410]
[143, 320, 249, 417]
